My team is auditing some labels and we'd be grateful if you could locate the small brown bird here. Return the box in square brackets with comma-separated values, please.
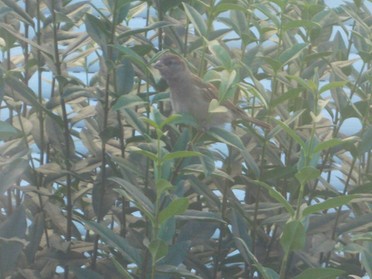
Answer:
[154, 53, 270, 130]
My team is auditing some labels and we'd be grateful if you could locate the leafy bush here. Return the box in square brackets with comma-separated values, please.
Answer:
[0, 0, 371, 278]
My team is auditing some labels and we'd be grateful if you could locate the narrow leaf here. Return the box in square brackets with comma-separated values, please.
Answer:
[319, 81, 349, 94]
[293, 268, 344, 279]
[278, 43, 308, 66]
[358, 126, 372, 154]
[207, 127, 260, 176]
[127, 146, 158, 162]
[159, 198, 189, 225]
[273, 119, 305, 148]
[111, 177, 154, 219]
[177, 210, 225, 223]
[162, 151, 202, 161]
[4, 74, 62, 125]
[313, 137, 357, 153]
[111, 257, 134, 278]
[0, 206, 27, 274]
[283, 20, 320, 32]
[112, 95, 147, 110]
[303, 195, 357, 216]
[156, 179, 173, 197]
[253, 181, 295, 216]
[280, 220, 305, 253]
[0, 23, 52, 57]
[182, 3, 208, 37]
[234, 237, 280, 279]
[115, 58, 134, 95]
[295, 167, 320, 185]
[85, 14, 108, 48]
[118, 21, 171, 39]
[0, 121, 19, 140]
[86, 221, 142, 265]
[148, 239, 168, 263]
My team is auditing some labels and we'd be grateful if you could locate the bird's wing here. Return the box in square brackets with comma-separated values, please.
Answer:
[191, 74, 271, 129]
[191, 74, 219, 101]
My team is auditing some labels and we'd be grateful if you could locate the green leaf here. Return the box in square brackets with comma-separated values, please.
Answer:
[0, 23, 52, 57]
[340, 100, 368, 120]
[162, 151, 202, 162]
[111, 257, 134, 278]
[122, 108, 149, 136]
[271, 88, 302, 107]
[287, 75, 317, 93]
[261, 56, 282, 72]
[110, 0, 132, 24]
[118, 21, 171, 39]
[273, 119, 305, 148]
[182, 3, 208, 37]
[4, 74, 63, 126]
[156, 264, 203, 278]
[159, 241, 190, 267]
[303, 195, 357, 216]
[234, 237, 280, 279]
[337, 212, 372, 235]
[361, 241, 372, 277]
[230, 208, 252, 250]
[0, 121, 19, 140]
[114, 45, 152, 77]
[207, 127, 260, 177]
[295, 167, 320, 185]
[349, 182, 372, 194]
[0, 158, 29, 194]
[24, 212, 44, 264]
[155, 0, 183, 12]
[280, 220, 305, 253]
[0, 206, 27, 274]
[169, 113, 199, 128]
[189, 176, 221, 208]
[319, 81, 349, 94]
[313, 137, 357, 153]
[148, 239, 168, 263]
[253, 181, 295, 216]
[85, 14, 109, 52]
[208, 40, 233, 68]
[127, 146, 158, 162]
[293, 268, 345, 279]
[177, 210, 226, 223]
[111, 177, 154, 221]
[159, 198, 189, 225]
[86, 221, 142, 265]
[283, 20, 320, 32]
[158, 217, 176, 242]
[278, 43, 308, 66]
[115, 58, 134, 95]
[213, 3, 247, 16]
[159, 114, 184, 130]
[112, 94, 147, 110]
[358, 126, 372, 154]
[156, 179, 173, 197]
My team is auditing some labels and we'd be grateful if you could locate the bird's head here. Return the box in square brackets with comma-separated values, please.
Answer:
[153, 54, 188, 82]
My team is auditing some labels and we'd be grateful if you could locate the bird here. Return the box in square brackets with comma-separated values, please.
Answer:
[153, 53, 270, 130]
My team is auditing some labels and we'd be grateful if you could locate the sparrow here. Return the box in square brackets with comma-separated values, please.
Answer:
[153, 53, 270, 130]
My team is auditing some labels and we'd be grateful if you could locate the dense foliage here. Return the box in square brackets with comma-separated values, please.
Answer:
[0, 0, 371, 278]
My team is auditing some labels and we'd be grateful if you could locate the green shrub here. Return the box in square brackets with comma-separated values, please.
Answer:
[0, 1, 371, 278]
